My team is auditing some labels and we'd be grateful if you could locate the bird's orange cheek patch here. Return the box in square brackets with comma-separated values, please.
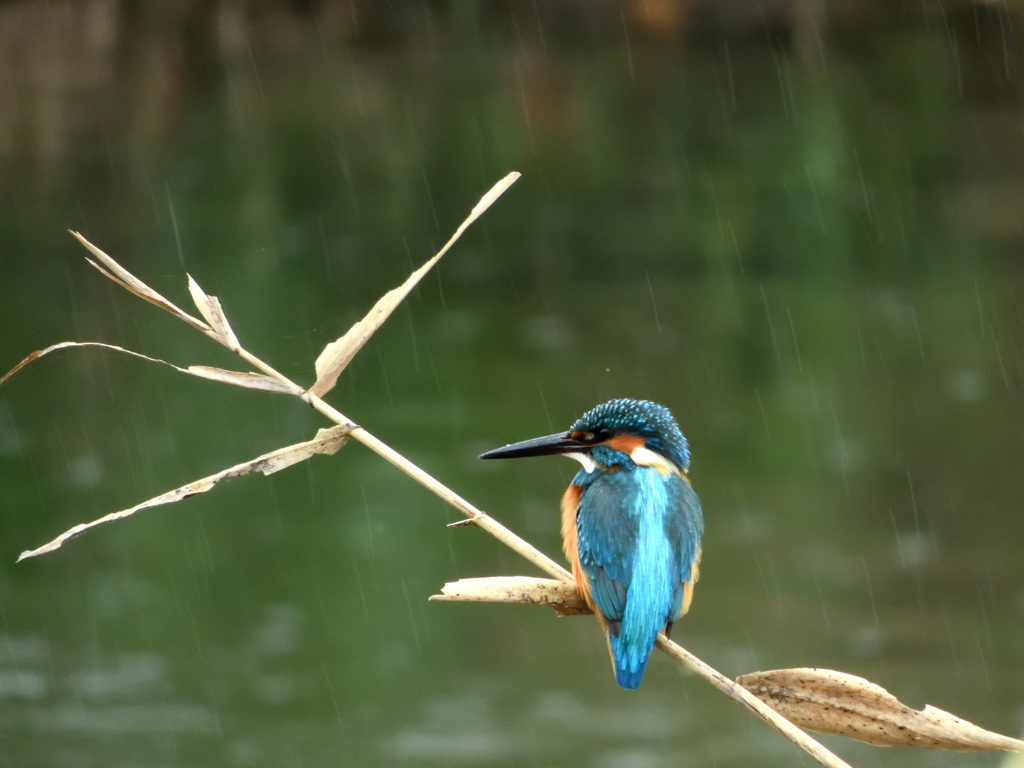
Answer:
[606, 435, 644, 454]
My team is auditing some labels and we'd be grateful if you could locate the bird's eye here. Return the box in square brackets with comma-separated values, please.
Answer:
[572, 429, 612, 444]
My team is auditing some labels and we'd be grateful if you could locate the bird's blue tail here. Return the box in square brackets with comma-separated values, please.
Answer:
[607, 529, 687, 690]
[609, 630, 657, 690]
[613, 657, 648, 689]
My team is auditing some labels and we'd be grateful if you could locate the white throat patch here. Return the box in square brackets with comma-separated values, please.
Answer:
[564, 452, 598, 474]
[628, 445, 678, 476]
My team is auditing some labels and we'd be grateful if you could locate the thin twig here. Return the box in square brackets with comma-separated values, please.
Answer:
[655, 637, 853, 768]
[228, 343, 575, 582]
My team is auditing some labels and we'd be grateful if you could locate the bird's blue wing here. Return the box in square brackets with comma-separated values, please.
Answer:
[576, 471, 702, 622]
[664, 479, 703, 621]
[574, 469, 703, 688]
[574, 472, 638, 629]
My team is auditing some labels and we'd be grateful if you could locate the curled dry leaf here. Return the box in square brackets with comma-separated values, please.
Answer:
[18, 425, 351, 561]
[736, 667, 1024, 752]
[0, 341, 188, 387]
[187, 275, 241, 350]
[71, 231, 210, 334]
[430, 575, 590, 616]
[309, 171, 520, 398]
[186, 366, 297, 395]
[310, 269, 432, 398]
[0, 341, 292, 397]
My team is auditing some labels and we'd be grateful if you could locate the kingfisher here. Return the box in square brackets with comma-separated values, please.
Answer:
[480, 398, 703, 689]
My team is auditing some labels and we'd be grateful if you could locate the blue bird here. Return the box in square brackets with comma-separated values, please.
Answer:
[480, 399, 703, 689]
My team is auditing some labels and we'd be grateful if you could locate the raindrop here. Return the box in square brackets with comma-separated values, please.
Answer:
[889, 507, 907, 570]
[861, 557, 879, 627]
[727, 218, 743, 274]
[908, 306, 925, 362]
[785, 305, 804, 373]
[723, 41, 737, 112]
[907, 470, 921, 538]
[812, 574, 831, 631]
[974, 634, 992, 690]
[421, 169, 440, 231]
[165, 185, 184, 266]
[351, 561, 370, 621]
[620, 10, 635, 80]
[707, 173, 725, 240]
[321, 662, 346, 732]
[759, 285, 781, 366]
[804, 165, 826, 235]
[400, 579, 421, 651]
[828, 400, 849, 493]
[988, 322, 1010, 389]
[361, 484, 376, 559]
[245, 40, 266, 105]
[754, 388, 771, 442]
[644, 270, 661, 333]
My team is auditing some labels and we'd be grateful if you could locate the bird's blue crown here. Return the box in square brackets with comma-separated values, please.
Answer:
[571, 398, 691, 470]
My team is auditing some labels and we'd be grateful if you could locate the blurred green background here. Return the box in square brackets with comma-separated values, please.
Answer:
[1, 1, 1022, 766]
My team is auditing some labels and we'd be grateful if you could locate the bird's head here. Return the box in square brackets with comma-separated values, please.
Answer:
[480, 398, 690, 475]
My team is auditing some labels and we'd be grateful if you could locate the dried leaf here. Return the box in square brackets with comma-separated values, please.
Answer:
[736, 667, 1024, 752]
[0, 345, 56, 386]
[430, 575, 590, 616]
[71, 232, 210, 334]
[1, 341, 186, 387]
[187, 275, 241, 350]
[186, 366, 297, 395]
[18, 426, 351, 561]
[309, 171, 520, 397]
[0, 341, 293, 397]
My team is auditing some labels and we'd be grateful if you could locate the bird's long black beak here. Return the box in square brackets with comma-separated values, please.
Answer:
[479, 431, 588, 460]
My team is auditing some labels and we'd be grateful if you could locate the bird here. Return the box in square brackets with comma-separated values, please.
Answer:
[480, 398, 703, 689]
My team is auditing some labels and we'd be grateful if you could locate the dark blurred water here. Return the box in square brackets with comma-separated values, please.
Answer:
[1, 3, 1023, 767]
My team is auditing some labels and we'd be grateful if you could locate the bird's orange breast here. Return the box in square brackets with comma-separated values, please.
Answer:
[560, 482, 596, 615]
